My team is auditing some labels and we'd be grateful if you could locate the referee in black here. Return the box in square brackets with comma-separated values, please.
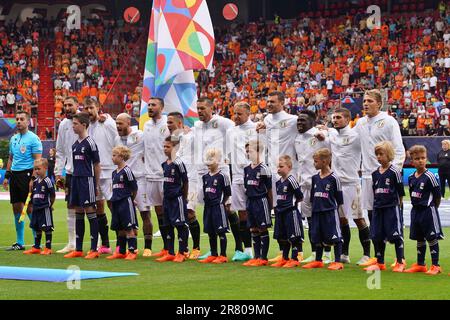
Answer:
[2, 111, 43, 250]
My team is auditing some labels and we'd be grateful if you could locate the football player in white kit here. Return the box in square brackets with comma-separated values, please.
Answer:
[143, 97, 171, 258]
[116, 113, 153, 257]
[354, 89, 406, 266]
[84, 97, 122, 254]
[194, 97, 243, 261]
[226, 102, 258, 261]
[328, 108, 371, 265]
[295, 109, 332, 264]
[166, 111, 202, 259]
[256, 91, 298, 263]
[55, 96, 79, 253]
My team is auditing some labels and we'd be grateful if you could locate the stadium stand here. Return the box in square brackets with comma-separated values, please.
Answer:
[2, 1, 450, 138]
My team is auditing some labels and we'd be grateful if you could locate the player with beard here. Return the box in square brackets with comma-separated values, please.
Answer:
[143, 97, 171, 257]
[194, 98, 243, 261]
[83, 97, 122, 254]
[164, 111, 202, 259]
[255, 91, 298, 262]
[55, 96, 79, 253]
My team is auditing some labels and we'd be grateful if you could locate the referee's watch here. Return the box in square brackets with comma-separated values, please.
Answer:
[4, 171, 11, 180]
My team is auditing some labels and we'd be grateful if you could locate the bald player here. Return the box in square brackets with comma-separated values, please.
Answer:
[226, 102, 257, 261]
[194, 97, 243, 261]
[116, 113, 153, 257]
[354, 89, 406, 266]
[166, 111, 202, 259]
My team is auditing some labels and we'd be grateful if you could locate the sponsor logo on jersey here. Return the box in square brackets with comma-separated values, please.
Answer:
[375, 188, 390, 194]
[411, 191, 422, 198]
[205, 187, 216, 193]
[314, 191, 329, 199]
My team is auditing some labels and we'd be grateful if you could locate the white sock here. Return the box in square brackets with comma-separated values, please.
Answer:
[67, 209, 76, 248]
[244, 247, 253, 256]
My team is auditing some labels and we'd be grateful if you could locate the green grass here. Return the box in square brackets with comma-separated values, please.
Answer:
[0, 200, 448, 300]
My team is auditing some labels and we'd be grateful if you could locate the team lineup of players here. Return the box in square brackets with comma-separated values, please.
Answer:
[23, 89, 445, 274]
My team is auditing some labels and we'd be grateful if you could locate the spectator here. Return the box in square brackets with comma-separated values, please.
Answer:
[408, 112, 417, 136]
[6, 90, 16, 114]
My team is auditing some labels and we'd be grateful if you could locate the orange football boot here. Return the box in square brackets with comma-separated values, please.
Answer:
[212, 256, 228, 264]
[425, 265, 442, 275]
[270, 258, 289, 267]
[153, 249, 169, 258]
[282, 259, 300, 268]
[328, 262, 344, 270]
[23, 247, 41, 255]
[302, 261, 325, 269]
[125, 252, 138, 260]
[64, 251, 84, 258]
[106, 252, 127, 260]
[40, 248, 53, 255]
[252, 259, 268, 266]
[156, 254, 175, 262]
[85, 250, 100, 259]
[173, 253, 186, 263]
[404, 263, 427, 273]
[392, 262, 406, 273]
[243, 258, 260, 266]
[198, 255, 218, 263]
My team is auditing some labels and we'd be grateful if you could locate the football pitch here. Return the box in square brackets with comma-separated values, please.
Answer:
[0, 200, 448, 300]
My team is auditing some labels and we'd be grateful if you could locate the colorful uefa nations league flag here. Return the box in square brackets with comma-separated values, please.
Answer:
[140, 0, 215, 128]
